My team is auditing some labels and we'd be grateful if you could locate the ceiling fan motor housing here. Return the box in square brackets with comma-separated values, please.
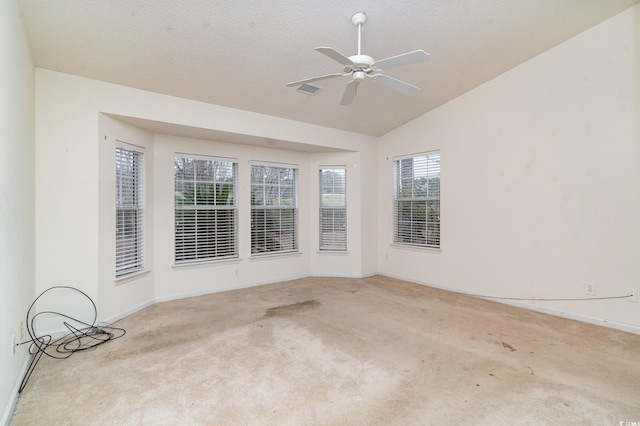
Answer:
[347, 54, 375, 77]
[349, 54, 374, 68]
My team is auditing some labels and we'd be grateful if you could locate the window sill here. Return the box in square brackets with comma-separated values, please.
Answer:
[317, 251, 349, 256]
[114, 269, 150, 285]
[250, 251, 302, 261]
[173, 257, 242, 271]
[390, 243, 442, 254]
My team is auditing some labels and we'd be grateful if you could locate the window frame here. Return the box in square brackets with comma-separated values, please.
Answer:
[115, 142, 145, 278]
[319, 166, 347, 252]
[393, 151, 441, 249]
[174, 154, 239, 265]
[250, 162, 299, 256]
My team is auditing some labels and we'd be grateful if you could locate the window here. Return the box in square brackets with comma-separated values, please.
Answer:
[319, 167, 346, 251]
[393, 152, 441, 248]
[251, 163, 298, 254]
[115, 144, 145, 277]
[174, 155, 238, 263]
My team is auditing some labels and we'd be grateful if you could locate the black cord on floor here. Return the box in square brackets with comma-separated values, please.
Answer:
[18, 286, 126, 393]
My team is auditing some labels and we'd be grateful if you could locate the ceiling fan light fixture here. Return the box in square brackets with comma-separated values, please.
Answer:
[297, 83, 322, 96]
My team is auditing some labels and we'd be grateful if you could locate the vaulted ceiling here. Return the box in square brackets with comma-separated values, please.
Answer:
[19, 0, 639, 136]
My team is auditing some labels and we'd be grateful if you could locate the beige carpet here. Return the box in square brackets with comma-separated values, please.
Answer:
[10, 276, 640, 425]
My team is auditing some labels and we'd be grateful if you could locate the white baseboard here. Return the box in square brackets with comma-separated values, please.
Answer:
[489, 297, 640, 335]
[310, 273, 375, 279]
[361, 271, 379, 278]
[1, 354, 32, 426]
[154, 274, 311, 304]
[110, 272, 381, 321]
[380, 273, 640, 336]
[102, 299, 156, 326]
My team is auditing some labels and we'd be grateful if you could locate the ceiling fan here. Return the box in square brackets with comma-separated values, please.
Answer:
[287, 11, 430, 105]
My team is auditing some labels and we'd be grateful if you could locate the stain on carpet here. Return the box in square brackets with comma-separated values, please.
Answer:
[501, 341, 517, 352]
[264, 300, 321, 317]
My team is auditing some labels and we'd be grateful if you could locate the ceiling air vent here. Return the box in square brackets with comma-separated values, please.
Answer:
[297, 84, 321, 96]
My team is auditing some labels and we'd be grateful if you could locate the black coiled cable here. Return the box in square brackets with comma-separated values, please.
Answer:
[19, 286, 126, 392]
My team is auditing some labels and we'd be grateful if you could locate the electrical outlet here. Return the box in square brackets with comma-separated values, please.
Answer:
[627, 288, 638, 303]
[233, 268, 239, 277]
[11, 335, 15, 357]
[585, 282, 596, 296]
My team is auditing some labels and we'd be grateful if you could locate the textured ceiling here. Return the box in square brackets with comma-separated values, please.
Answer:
[19, 0, 639, 136]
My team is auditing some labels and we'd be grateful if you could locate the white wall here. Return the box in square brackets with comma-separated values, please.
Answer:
[309, 152, 362, 277]
[98, 115, 156, 320]
[378, 5, 640, 331]
[359, 147, 379, 277]
[0, 0, 35, 424]
[151, 134, 315, 300]
[35, 69, 378, 323]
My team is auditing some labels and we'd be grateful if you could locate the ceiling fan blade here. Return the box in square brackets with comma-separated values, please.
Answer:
[286, 72, 346, 87]
[374, 50, 430, 71]
[372, 74, 420, 96]
[316, 47, 355, 66]
[340, 81, 359, 105]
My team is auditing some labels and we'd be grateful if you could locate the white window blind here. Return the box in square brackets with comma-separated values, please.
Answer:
[250, 164, 298, 254]
[319, 167, 346, 251]
[174, 155, 238, 263]
[393, 152, 441, 248]
[115, 145, 145, 277]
